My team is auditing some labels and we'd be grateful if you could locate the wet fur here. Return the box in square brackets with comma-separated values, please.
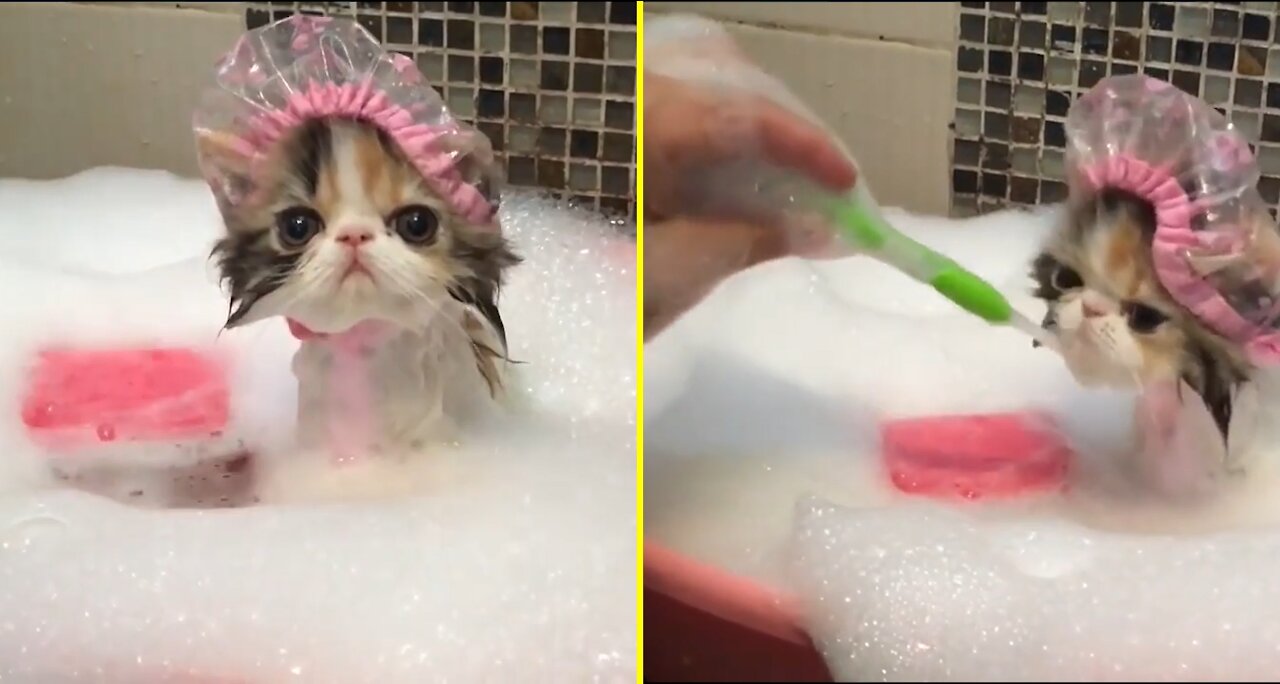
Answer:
[1030, 188, 1249, 441]
[198, 117, 520, 448]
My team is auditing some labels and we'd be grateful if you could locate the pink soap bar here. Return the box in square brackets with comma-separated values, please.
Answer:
[881, 412, 1073, 501]
[21, 347, 230, 450]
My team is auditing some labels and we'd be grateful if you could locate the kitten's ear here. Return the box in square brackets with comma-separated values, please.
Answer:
[195, 129, 256, 207]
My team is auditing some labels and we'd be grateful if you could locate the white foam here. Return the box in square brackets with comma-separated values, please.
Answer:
[791, 498, 1280, 682]
[0, 167, 635, 681]
[645, 203, 1280, 679]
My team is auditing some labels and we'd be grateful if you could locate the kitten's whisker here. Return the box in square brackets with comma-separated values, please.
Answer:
[382, 267, 469, 337]
[260, 251, 330, 317]
[379, 262, 492, 350]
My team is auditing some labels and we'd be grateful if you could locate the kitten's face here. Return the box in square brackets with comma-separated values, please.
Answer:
[200, 118, 517, 337]
[1032, 191, 1213, 388]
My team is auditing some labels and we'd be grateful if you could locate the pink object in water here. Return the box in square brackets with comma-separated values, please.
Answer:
[881, 411, 1073, 500]
[21, 347, 229, 452]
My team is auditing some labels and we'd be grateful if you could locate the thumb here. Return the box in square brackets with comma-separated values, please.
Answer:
[643, 216, 787, 338]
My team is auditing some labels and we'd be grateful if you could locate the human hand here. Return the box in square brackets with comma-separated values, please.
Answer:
[641, 18, 858, 340]
[644, 72, 857, 222]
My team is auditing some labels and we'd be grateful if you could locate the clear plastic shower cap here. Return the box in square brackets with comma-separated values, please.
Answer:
[1065, 74, 1280, 364]
[192, 14, 499, 227]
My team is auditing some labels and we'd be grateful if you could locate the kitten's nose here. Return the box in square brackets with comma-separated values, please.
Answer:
[335, 226, 374, 247]
[1082, 300, 1105, 318]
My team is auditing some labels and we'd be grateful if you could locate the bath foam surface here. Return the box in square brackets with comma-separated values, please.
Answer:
[791, 498, 1280, 681]
[644, 204, 1126, 584]
[0, 168, 635, 681]
[645, 201, 1280, 679]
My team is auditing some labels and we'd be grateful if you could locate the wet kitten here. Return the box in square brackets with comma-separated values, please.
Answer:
[1030, 187, 1250, 443]
[197, 117, 521, 452]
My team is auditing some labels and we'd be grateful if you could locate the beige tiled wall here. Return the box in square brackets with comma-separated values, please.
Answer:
[646, 2, 957, 216]
[0, 2, 243, 180]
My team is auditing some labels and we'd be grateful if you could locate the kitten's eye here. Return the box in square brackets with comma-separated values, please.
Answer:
[390, 205, 439, 244]
[275, 208, 323, 247]
[1052, 264, 1084, 291]
[1125, 302, 1169, 333]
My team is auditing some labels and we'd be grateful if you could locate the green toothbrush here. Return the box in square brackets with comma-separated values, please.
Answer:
[826, 190, 1058, 349]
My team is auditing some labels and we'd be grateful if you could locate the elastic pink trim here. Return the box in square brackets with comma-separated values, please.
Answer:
[239, 81, 495, 225]
[1076, 155, 1280, 364]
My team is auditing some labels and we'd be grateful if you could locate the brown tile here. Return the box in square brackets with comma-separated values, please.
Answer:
[1112, 31, 1140, 61]
[602, 132, 632, 163]
[570, 130, 599, 158]
[982, 142, 1009, 171]
[954, 139, 980, 167]
[576, 28, 605, 59]
[604, 100, 633, 130]
[509, 93, 536, 123]
[1239, 45, 1266, 76]
[508, 156, 536, 185]
[988, 16, 1015, 45]
[1012, 116, 1040, 144]
[601, 166, 631, 196]
[605, 66, 634, 96]
[578, 2, 607, 23]
[1010, 176, 1039, 203]
[1042, 180, 1068, 202]
[538, 127, 566, 157]
[1262, 114, 1280, 143]
[510, 1, 537, 20]
[478, 122, 504, 152]
[537, 159, 565, 189]
[574, 63, 604, 93]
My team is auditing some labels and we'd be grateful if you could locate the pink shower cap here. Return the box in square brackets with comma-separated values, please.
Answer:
[192, 14, 498, 226]
[1066, 74, 1280, 365]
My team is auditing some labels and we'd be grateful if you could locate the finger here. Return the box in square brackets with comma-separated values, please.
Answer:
[643, 216, 787, 339]
[649, 85, 856, 195]
[753, 100, 858, 192]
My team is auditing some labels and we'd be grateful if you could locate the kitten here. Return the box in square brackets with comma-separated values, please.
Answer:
[1030, 187, 1250, 444]
[197, 117, 521, 453]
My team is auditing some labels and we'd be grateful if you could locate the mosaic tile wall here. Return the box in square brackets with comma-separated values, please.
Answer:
[952, 1, 1280, 218]
[246, 2, 637, 221]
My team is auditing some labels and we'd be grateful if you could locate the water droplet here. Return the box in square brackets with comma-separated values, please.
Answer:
[96, 424, 116, 441]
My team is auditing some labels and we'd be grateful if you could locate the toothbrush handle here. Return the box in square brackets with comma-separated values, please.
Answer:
[929, 265, 1013, 324]
[831, 200, 1014, 324]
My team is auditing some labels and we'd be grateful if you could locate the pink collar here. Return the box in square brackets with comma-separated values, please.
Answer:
[286, 318, 325, 341]
[285, 318, 397, 350]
